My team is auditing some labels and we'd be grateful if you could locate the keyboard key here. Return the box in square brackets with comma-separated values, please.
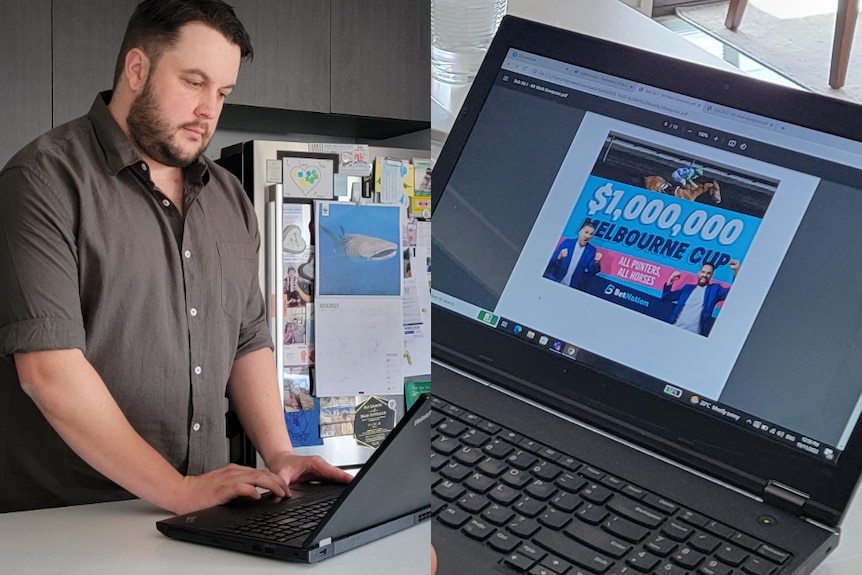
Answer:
[456, 410, 482, 427]
[670, 547, 704, 569]
[485, 438, 515, 459]
[582, 484, 613, 505]
[441, 462, 472, 482]
[556, 473, 588, 494]
[742, 556, 777, 575]
[703, 520, 735, 540]
[489, 483, 522, 506]
[654, 561, 689, 575]
[549, 492, 582, 513]
[482, 503, 515, 526]
[730, 531, 762, 552]
[500, 429, 525, 445]
[644, 534, 677, 557]
[564, 519, 631, 558]
[756, 544, 790, 564]
[457, 492, 489, 514]
[501, 468, 534, 489]
[430, 411, 446, 428]
[581, 466, 605, 481]
[539, 553, 572, 575]
[516, 542, 547, 564]
[432, 480, 465, 502]
[533, 529, 615, 574]
[462, 518, 495, 541]
[506, 551, 537, 572]
[599, 475, 625, 491]
[526, 479, 558, 501]
[461, 429, 492, 448]
[678, 510, 708, 527]
[661, 520, 693, 542]
[620, 484, 644, 499]
[699, 558, 733, 575]
[487, 530, 522, 553]
[532, 462, 563, 482]
[453, 446, 485, 466]
[437, 419, 468, 437]
[508, 516, 541, 538]
[437, 506, 470, 529]
[641, 494, 678, 515]
[477, 420, 501, 434]
[606, 496, 665, 528]
[556, 455, 582, 472]
[509, 450, 540, 470]
[689, 532, 721, 554]
[577, 504, 609, 525]
[477, 456, 508, 477]
[537, 508, 570, 530]
[431, 452, 447, 472]
[625, 549, 660, 572]
[432, 435, 460, 456]
[514, 496, 547, 518]
[464, 472, 496, 494]
[602, 516, 648, 543]
[441, 403, 463, 418]
[715, 543, 748, 566]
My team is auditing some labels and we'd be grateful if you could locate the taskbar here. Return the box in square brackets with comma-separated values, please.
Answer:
[482, 311, 841, 464]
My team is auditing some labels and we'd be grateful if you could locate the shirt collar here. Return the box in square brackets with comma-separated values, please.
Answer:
[87, 91, 209, 186]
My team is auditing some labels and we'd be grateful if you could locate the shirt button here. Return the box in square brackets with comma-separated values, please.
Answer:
[190, 307, 197, 317]
[140, 163, 148, 171]
[184, 250, 192, 259]
[194, 366, 202, 375]
[162, 199, 170, 207]
[192, 423, 201, 432]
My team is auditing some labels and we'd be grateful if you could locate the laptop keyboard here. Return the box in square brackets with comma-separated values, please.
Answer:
[430, 396, 791, 575]
[219, 496, 338, 542]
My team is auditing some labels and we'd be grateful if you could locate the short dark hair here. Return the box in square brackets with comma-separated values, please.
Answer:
[580, 219, 596, 231]
[113, 0, 253, 89]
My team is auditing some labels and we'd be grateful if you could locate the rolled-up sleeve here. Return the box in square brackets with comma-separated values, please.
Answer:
[0, 164, 86, 360]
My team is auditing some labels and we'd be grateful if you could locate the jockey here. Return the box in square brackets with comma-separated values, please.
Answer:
[671, 166, 703, 189]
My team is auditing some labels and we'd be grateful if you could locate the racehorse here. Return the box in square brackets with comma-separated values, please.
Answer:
[643, 175, 721, 204]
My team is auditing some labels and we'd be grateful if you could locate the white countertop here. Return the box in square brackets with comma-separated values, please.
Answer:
[0, 498, 431, 574]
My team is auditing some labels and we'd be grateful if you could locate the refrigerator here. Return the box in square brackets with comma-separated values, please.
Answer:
[216, 140, 430, 466]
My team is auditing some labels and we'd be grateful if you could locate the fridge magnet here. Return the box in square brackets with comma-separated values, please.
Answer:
[279, 152, 339, 200]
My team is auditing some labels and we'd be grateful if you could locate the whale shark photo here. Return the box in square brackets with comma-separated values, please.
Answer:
[316, 203, 402, 296]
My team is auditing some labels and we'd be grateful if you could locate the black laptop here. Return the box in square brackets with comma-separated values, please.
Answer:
[431, 15, 862, 575]
[157, 393, 432, 563]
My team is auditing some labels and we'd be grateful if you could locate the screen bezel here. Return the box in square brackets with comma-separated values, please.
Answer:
[431, 15, 862, 526]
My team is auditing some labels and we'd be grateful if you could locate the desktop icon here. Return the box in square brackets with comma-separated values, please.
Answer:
[526, 330, 536, 340]
[539, 335, 549, 345]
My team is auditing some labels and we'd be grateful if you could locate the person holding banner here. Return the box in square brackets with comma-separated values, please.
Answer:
[543, 220, 603, 290]
[663, 259, 740, 336]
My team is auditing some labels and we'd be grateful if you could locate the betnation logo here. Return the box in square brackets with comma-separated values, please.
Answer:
[603, 283, 649, 308]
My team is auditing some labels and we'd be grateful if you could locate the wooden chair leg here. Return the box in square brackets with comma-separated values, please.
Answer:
[830, 0, 858, 89]
[725, 0, 749, 30]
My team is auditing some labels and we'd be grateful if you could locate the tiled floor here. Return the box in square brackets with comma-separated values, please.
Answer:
[655, 14, 805, 89]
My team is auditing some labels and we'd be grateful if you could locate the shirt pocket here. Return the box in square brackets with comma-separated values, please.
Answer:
[217, 241, 257, 319]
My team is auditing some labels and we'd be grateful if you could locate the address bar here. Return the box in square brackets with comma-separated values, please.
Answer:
[528, 65, 701, 119]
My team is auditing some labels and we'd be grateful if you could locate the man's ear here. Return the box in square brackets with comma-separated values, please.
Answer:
[123, 47, 151, 93]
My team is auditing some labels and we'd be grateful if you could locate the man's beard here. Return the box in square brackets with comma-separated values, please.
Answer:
[126, 80, 210, 168]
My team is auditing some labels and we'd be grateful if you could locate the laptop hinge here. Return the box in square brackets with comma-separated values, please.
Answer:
[763, 480, 809, 514]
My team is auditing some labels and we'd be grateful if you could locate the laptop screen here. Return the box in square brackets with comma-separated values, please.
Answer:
[432, 42, 862, 468]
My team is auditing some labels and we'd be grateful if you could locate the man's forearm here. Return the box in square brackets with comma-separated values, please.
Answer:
[227, 347, 295, 465]
[15, 349, 187, 511]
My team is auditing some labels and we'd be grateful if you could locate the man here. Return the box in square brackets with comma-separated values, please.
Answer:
[284, 266, 311, 308]
[663, 259, 740, 336]
[543, 220, 603, 290]
[671, 165, 703, 191]
[0, 0, 351, 514]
